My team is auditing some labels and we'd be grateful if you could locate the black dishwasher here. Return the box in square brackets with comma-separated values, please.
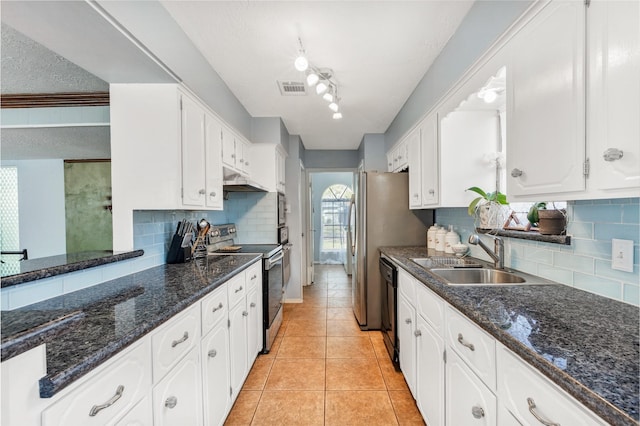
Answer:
[380, 256, 398, 365]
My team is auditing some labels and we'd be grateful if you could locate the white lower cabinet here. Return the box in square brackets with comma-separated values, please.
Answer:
[228, 300, 249, 399]
[201, 324, 230, 426]
[398, 292, 417, 397]
[497, 344, 605, 426]
[41, 339, 152, 426]
[115, 396, 152, 426]
[415, 315, 445, 426]
[446, 350, 497, 426]
[152, 346, 202, 426]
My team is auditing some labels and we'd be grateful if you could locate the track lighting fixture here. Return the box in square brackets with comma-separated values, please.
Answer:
[293, 37, 343, 120]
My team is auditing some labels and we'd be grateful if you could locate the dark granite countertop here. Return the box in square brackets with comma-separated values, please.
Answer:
[380, 246, 639, 426]
[1, 250, 145, 288]
[0, 254, 261, 397]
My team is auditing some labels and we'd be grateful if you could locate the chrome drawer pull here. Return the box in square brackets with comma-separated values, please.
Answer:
[414, 329, 422, 337]
[405, 318, 412, 324]
[171, 331, 189, 348]
[212, 302, 223, 313]
[250, 302, 256, 308]
[235, 286, 243, 293]
[511, 168, 523, 177]
[251, 274, 257, 280]
[198, 189, 206, 195]
[527, 398, 559, 426]
[89, 385, 124, 417]
[242, 311, 249, 317]
[208, 349, 217, 358]
[457, 333, 475, 351]
[603, 148, 624, 161]
[471, 406, 485, 419]
[165, 396, 178, 409]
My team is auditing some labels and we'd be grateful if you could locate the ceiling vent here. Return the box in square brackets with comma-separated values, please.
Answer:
[278, 81, 307, 96]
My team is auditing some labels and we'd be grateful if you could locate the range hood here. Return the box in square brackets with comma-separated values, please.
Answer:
[223, 168, 267, 192]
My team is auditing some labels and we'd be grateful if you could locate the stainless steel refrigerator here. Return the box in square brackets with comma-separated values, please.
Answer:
[348, 172, 433, 330]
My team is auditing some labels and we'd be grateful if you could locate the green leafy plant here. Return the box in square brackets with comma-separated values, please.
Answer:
[466, 187, 509, 216]
[527, 202, 547, 225]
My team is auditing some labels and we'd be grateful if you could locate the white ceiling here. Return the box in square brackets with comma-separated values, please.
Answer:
[160, 1, 474, 150]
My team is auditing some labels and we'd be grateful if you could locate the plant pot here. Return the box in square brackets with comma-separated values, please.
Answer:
[476, 203, 506, 230]
[537, 209, 566, 235]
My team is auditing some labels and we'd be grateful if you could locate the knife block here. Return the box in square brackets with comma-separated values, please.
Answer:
[166, 234, 192, 264]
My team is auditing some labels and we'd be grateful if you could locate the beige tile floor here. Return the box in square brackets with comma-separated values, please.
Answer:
[224, 264, 425, 426]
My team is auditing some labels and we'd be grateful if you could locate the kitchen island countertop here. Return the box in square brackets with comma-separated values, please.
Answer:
[1, 254, 261, 398]
[380, 246, 639, 426]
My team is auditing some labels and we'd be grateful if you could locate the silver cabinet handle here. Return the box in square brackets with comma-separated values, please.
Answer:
[251, 274, 257, 280]
[209, 191, 217, 197]
[457, 333, 475, 351]
[250, 302, 256, 308]
[208, 349, 217, 358]
[245, 162, 250, 166]
[428, 189, 435, 195]
[527, 398, 559, 426]
[471, 406, 485, 419]
[405, 318, 412, 324]
[171, 331, 189, 348]
[231, 154, 235, 159]
[165, 396, 178, 409]
[603, 148, 624, 161]
[235, 286, 243, 293]
[89, 385, 124, 417]
[413, 193, 419, 198]
[511, 168, 523, 177]
[198, 189, 206, 195]
[414, 329, 422, 337]
[242, 311, 249, 317]
[212, 302, 223, 313]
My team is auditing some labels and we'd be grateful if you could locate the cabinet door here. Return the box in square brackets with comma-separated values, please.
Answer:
[181, 95, 206, 207]
[202, 324, 231, 426]
[386, 151, 395, 172]
[446, 350, 497, 426]
[588, 0, 640, 191]
[416, 316, 445, 426]
[276, 150, 286, 192]
[152, 347, 202, 426]
[398, 294, 416, 397]
[408, 128, 422, 208]
[229, 302, 248, 400]
[397, 140, 409, 171]
[221, 126, 236, 169]
[204, 113, 223, 209]
[237, 139, 251, 175]
[507, 1, 586, 197]
[420, 114, 439, 206]
[247, 287, 262, 364]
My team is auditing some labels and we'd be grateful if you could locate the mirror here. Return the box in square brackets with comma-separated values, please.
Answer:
[0, 23, 113, 277]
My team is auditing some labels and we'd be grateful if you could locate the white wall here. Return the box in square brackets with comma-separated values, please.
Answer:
[1, 160, 66, 258]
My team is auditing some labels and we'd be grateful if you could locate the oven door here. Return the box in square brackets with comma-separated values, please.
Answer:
[264, 250, 284, 328]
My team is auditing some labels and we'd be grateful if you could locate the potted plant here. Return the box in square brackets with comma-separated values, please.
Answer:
[527, 202, 567, 235]
[467, 187, 509, 229]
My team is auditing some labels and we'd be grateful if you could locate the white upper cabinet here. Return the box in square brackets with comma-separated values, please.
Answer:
[252, 144, 287, 193]
[407, 128, 422, 208]
[180, 94, 207, 207]
[204, 113, 224, 209]
[507, 0, 587, 198]
[387, 139, 409, 172]
[588, 0, 640, 194]
[420, 113, 439, 207]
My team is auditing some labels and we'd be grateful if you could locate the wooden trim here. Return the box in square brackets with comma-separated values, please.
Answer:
[0, 92, 109, 109]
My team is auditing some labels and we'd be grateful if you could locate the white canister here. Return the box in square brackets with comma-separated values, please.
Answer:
[444, 226, 461, 254]
[435, 227, 447, 252]
[427, 224, 439, 249]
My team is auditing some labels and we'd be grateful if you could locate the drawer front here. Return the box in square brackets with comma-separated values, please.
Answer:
[152, 304, 200, 384]
[246, 261, 262, 293]
[497, 345, 604, 426]
[446, 306, 496, 391]
[201, 284, 228, 336]
[398, 268, 416, 303]
[227, 273, 246, 308]
[42, 339, 151, 426]
[416, 283, 444, 334]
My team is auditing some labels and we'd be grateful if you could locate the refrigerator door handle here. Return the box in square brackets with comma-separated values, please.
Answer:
[348, 195, 356, 257]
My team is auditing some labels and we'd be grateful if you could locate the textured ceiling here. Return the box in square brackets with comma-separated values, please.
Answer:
[1, 126, 111, 160]
[1, 23, 109, 94]
[161, 1, 474, 149]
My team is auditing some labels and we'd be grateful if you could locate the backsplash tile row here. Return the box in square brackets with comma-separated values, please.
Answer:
[436, 198, 639, 306]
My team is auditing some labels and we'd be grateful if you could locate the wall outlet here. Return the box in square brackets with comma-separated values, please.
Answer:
[611, 239, 634, 273]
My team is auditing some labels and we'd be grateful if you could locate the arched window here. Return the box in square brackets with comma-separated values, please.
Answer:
[320, 184, 353, 255]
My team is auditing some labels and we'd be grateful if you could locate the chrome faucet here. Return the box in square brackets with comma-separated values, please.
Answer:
[468, 234, 504, 269]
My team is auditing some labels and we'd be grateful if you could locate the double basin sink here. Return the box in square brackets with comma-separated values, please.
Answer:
[410, 257, 554, 286]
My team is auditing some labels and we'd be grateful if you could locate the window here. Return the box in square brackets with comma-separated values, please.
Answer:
[1, 167, 21, 275]
[320, 184, 353, 252]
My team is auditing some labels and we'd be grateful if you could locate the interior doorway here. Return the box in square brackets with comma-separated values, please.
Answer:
[307, 170, 355, 279]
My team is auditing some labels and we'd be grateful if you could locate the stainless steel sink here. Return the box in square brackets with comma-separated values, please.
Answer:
[430, 268, 526, 285]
